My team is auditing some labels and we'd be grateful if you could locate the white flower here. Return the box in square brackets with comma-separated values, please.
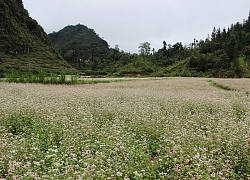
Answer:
[116, 171, 123, 177]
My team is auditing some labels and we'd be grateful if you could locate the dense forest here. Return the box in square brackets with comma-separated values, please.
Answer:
[0, 0, 75, 77]
[50, 12, 250, 78]
[48, 24, 109, 72]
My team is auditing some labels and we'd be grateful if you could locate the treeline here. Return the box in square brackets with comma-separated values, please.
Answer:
[68, 12, 250, 78]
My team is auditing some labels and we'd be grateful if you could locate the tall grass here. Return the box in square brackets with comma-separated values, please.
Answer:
[5, 71, 19, 82]
[38, 69, 46, 83]
[5, 70, 78, 84]
[58, 71, 66, 84]
[4, 70, 137, 84]
[70, 74, 78, 84]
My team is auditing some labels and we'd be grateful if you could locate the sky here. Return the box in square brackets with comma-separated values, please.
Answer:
[22, 0, 250, 53]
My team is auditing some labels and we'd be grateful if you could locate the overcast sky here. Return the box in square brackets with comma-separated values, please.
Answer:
[22, 0, 250, 53]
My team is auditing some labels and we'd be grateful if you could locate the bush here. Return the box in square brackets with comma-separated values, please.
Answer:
[4, 69, 78, 84]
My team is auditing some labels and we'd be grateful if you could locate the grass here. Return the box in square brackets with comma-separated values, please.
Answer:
[5, 70, 79, 84]
[208, 79, 236, 91]
[0, 78, 249, 179]
[4, 70, 143, 84]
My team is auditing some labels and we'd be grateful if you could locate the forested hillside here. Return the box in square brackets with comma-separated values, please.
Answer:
[51, 13, 250, 78]
[1, 0, 250, 78]
[0, 0, 75, 77]
[48, 24, 109, 71]
[104, 12, 250, 78]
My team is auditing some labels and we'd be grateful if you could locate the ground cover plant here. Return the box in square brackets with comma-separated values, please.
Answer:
[0, 78, 249, 179]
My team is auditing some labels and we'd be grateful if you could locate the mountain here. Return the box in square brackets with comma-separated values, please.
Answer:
[48, 24, 109, 70]
[0, 0, 75, 77]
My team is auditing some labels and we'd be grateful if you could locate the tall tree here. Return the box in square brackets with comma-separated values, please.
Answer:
[138, 42, 151, 55]
[211, 27, 216, 41]
[163, 41, 167, 50]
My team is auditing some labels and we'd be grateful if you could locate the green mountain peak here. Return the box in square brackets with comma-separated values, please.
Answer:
[48, 24, 109, 69]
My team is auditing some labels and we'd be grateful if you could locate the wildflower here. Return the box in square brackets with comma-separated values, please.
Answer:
[211, 172, 216, 177]
[116, 171, 123, 177]
[33, 161, 41, 166]
[159, 172, 167, 177]
[133, 171, 142, 177]
[54, 162, 61, 167]
[174, 164, 181, 172]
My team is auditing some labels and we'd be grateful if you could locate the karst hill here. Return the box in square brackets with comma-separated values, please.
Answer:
[0, 0, 75, 77]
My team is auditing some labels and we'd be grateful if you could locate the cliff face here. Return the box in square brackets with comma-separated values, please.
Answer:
[0, 0, 75, 76]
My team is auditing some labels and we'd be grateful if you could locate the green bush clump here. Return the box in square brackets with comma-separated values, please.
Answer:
[5, 70, 78, 84]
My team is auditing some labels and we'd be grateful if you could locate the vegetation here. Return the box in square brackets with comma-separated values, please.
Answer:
[4, 69, 140, 84]
[208, 80, 236, 91]
[1, 0, 250, 78]
[0, 0, 76, 77]
[48, 24, 109, 71]
[49, 13, 250, 78]
[5, 70, 78, 84]
[1, 78, 250, 179]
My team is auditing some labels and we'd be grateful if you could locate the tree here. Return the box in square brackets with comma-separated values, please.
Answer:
[138, 42, 151, 55]
[163, 41, 167, 50]
[211, 27, 216, 41]
[192, 38, 199, 48]
[16, 0, 23, 7]
[115, 44, 119, 51]
[244, 11, 250, 33]
[225, 35, 238, 61]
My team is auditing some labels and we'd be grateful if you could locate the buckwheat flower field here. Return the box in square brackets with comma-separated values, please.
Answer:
[0, 78, 249, 179]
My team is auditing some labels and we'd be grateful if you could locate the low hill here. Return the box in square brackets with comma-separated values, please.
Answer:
[0, 0, 76, 77]
[48, 24, 109, 70]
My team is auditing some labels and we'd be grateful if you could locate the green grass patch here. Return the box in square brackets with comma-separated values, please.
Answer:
[4, 70, 139, 84]
[208, 80, 236, 91]
[5, 70, 79, 84]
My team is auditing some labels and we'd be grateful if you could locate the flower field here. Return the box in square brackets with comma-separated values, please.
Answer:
[0, 78, 250, 179]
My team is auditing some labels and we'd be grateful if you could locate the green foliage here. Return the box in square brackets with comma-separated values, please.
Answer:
[58, 71, 66, 84]
[3, 111, 34, 135]
[5, 70, 79, 84]
[84, 70, 107, 76]
[70, 74, 78, 84]
[45, 12, 250, 77]
[111, 13, 250, 77]
[208, 80, 236, 91]
[38, 69, 46, 83]
[232, 102, 247, 122]
[2, 0, 250, 77]
[2, 109, 64, 153]
[138, 42, 151, 55]
[48, 24, 109, 66]
[0, 0, 76, 76]
[5, 70, 19, 82]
